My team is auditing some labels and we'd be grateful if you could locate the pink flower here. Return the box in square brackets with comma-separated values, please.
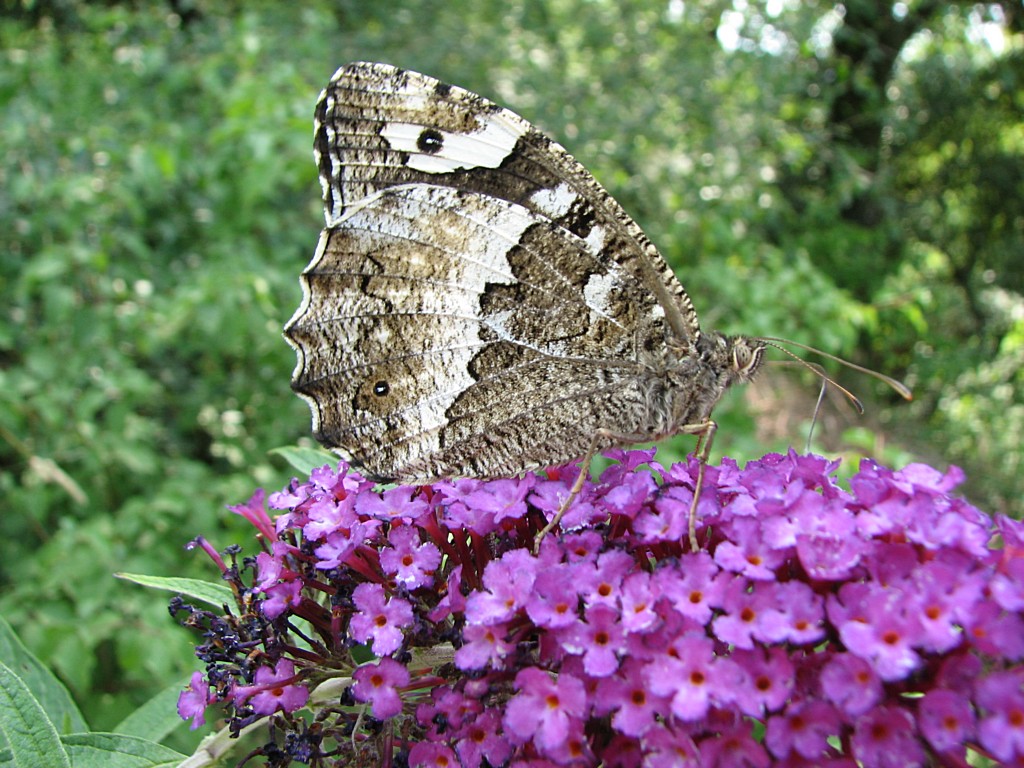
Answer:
[380, 524, 441, 588]
[850, 706, 925, 768]
[504, 668, 587, 753]
[179, 450, 1021, 767]
[975, 670, 1024, 761]
[348, 582, 414, 655]
[352, 657, 410, 720]
[176, 671, 209, 730]
[232, 659, 308, 716]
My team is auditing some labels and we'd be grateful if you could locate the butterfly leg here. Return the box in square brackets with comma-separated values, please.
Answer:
[687, 420, 717, 552]
[532, 432, 605, 554]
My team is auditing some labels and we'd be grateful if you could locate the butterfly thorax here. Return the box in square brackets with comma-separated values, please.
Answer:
[642, 331, 765, 438]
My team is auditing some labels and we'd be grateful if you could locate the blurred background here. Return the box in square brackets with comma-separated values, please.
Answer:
[0, 0, 1020, 748]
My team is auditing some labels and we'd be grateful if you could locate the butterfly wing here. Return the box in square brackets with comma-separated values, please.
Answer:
[285, 62, 704, 481]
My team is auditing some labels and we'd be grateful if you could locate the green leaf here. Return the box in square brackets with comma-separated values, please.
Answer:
[270, 445, 337, 476]
[0, 617, 86, 734]
[63, 732, 184, 767]
[113, 680, 189, 743]
[0, 661, 71, 768]
[114, 574, 234, 609]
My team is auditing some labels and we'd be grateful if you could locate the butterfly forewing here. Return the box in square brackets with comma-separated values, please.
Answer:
[314, 63, 698, 332]
[286, 62, 725, 482]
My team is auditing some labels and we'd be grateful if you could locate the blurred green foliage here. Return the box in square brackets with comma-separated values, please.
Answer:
[0, 0, 1020, 747]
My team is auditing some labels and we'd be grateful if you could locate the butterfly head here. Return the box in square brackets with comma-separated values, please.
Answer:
[700, 332, 766, 387]
[727, 335, 766, 383]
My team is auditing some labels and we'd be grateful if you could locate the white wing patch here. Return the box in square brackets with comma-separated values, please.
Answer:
[529, 182, 577, 220]
[584, 224, 607, 252]
[583, 271, 619, 316]
[381, 117, 526, 174]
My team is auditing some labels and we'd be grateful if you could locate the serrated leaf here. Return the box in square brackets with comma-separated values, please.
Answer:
[0, 616, 86, 734]
[269, 445, 336, 475]
[62, 732, 184, 767]
[114, 574, 234, 609]
[0, 661, 70, 768]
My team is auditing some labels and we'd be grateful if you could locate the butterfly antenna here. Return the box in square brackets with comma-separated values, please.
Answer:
[759, 337, 914, 405]
[759, 342, 866, 414]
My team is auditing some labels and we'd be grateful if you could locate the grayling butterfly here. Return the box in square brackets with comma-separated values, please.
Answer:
[284, 62, 909, 546]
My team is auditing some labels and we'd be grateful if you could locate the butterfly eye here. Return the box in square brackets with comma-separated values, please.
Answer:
[417, 128, 444, 154]
[372, 381, 390, 397]
[732, 342, 763, 377]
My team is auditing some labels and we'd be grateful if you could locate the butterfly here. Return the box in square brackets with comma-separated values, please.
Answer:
[284, 62, 908, 546]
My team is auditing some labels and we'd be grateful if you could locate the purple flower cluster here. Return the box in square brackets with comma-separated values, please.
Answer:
[175, 450, 1024, 767]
